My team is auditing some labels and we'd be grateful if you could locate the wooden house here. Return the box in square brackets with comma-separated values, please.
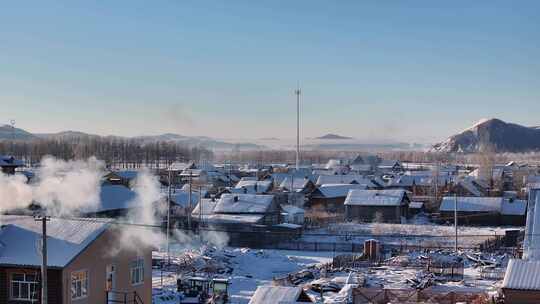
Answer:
[308, 184, 367, 213]
[439, 196, 526, 226]
[344, 189, 410, 223]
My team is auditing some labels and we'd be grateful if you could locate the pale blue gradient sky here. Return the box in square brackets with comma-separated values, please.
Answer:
[1, 1, 538, 143]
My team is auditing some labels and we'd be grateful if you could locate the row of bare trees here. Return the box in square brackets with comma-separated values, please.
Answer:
[0, 138, 213, 168]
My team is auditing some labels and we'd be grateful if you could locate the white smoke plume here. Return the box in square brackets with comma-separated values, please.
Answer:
[0, 156, 104, 217]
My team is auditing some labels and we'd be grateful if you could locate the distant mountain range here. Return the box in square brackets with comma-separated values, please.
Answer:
[0, 126, 263, 151]
[0, 125, 36, 140]
[431, 118, 540, 153]
[315, 133, 353, 140]
[0, 125, 427, 152]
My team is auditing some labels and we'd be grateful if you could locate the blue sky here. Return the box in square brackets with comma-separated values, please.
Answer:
[1, 1, 539, 143]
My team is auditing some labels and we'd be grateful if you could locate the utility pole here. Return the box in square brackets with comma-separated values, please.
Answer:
[295, 85, 301, 171]
[36, 216, 50, 304]
[166, 167, 172, 264]
[199, 185, 203, 241]
[187, 172, 192, 230]
[454, 194, 458, 252]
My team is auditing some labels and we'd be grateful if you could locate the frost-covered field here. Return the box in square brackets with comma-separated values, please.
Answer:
[302, 222, 513, 248]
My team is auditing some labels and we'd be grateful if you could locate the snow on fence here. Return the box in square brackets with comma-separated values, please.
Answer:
[353, 287, 491, 304]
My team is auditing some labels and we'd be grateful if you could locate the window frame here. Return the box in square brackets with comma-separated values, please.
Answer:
[70, 269, 89, 300]
[10, 272, 39, 302]
[130, 257, 145, 286]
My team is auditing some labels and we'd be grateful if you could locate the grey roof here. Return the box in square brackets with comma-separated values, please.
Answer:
[440, 197, 502, 213]
[440, 196, 527, 215]
[169, 190, 200, 208]
[233, 180, 273, 194]
[111, 170, 139, 180]
[0, 155, 24, 167]
[0, 215, 109, 268]
[388, 174, 452, 188]
[313, 184, 367, 198]
[457, 177, 486, 197]
[213, 194, 275, 214]
[316, 175, 377, 187]
[503, 259, 540, 291]
[249, 286, 309, 304]
[409, 201, 424, 209]
[280, 177, 312, 192]
[378, 160, 402, 169]
[501, 199, 527, 216]
[95, 185, 139, 212]
[191, 199, 218, 216]
[198, 213, 264, 224]
[344, 189, 408, 207]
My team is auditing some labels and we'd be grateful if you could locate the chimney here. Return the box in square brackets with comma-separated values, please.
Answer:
[233, 196, 239, 202]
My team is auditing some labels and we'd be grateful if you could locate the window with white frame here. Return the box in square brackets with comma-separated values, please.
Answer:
[71, 270, 89, 300]
[11, 273, 38, 301]
[130, 258, 144, 285]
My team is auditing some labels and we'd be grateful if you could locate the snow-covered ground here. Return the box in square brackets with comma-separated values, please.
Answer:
[302, 222, 512, 248]
[152, 247, 334, 304]
[152, 245, 509, 303]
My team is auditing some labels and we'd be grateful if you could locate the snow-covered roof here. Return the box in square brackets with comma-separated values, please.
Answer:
[200, 213, 264, 224]
[350, 164, 372, 172]
[0, 215, 109, 268]
[280, 177, 312, 192]
[388, 174, 452, 188]
[0, 155, 24, 167]
[95, 184, 139, 212]
[249, 286, 308, 304]
[501, 199, 527, 216]
[112, 170, 139, 180]
[213, 194, 275, 214]
[169, 190, 200, 208]
[344, 189, 408, 207]
[326, 159, 349, 169]
[503, 259, 540, 291]
[378, 160, 402, 169]
[281, 204, 305, 215]
[409, 201, 424, 209]
[457, 177, 486, 197]
[440, 196, 526, 215]
[316, 175, 377, 187]
[440, 197, 502, 213]
[233, 180, 273, 194]
[313, 184, 367, 198]
[191, 199, 218, 216]
[270, 173, 311, 186]
[169, 161, 195, 171]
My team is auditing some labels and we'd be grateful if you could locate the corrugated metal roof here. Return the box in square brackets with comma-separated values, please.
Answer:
[214, 194, 274, 214]
[316, 175, 376, 187]
[440, 197, 502, 213]
[314, 184, 367, 198]
[344, 189, 407, 207]
[0, 215, 109, 268]
[249, 286, 305, 304]
[503, 259, 540, 290]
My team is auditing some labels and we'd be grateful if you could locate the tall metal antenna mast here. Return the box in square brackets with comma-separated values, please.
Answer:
[10, 119, 16, 155]
[295, 85, 301, 171]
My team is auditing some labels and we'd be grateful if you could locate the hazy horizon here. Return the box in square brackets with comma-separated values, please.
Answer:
[2, 2, 539, 143]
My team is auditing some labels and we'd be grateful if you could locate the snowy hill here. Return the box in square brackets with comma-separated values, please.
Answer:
[431, 118, 540, 153]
